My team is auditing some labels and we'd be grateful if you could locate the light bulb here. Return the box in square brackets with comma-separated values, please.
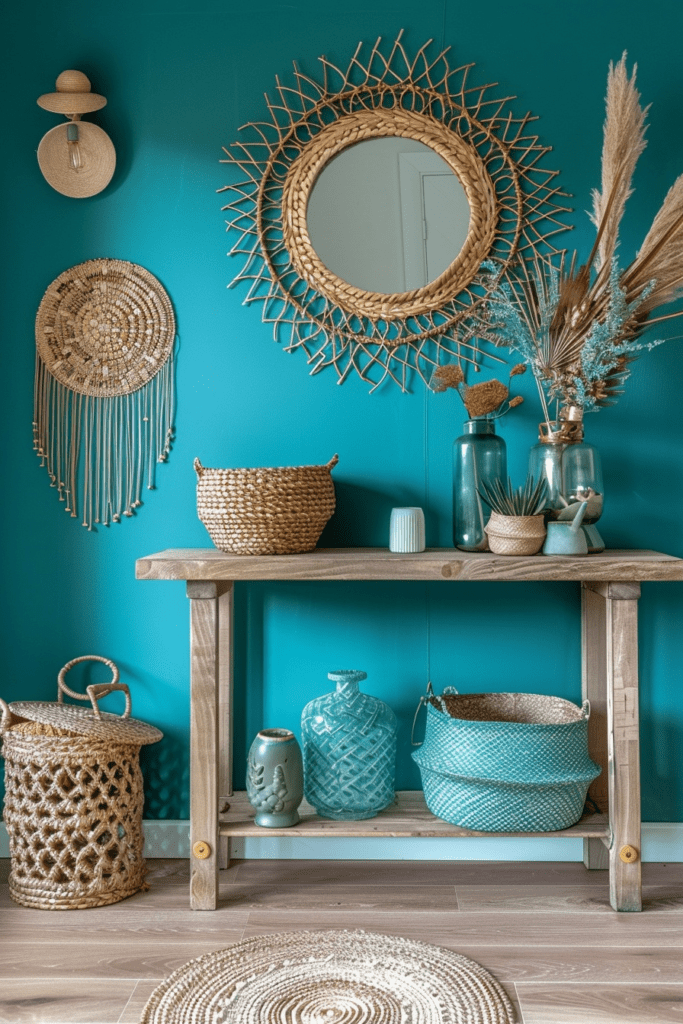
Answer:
[66, 122, 84, 171]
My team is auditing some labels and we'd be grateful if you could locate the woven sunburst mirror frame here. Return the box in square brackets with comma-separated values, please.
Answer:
[219, 32, 571, 391]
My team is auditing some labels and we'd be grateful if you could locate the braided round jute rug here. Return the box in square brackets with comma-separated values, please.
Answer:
[140, 929, 515, 1024]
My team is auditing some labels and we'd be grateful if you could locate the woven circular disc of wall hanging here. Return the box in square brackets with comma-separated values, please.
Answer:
[140, 929, 515, 1024]
[35, 258, 175, 396]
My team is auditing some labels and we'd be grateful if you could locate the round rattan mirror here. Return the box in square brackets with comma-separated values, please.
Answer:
[219, 33, 569, 390]
[306, 138, 472, 294]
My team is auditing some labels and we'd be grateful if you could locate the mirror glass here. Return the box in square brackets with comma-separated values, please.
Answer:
[306, 137, 471, 295]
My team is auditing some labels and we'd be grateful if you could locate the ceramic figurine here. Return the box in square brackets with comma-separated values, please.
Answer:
[246, 728, 304, 827]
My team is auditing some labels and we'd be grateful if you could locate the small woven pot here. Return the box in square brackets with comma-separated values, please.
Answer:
[195, 455, 338, 555]
[485, 512, 546, 555]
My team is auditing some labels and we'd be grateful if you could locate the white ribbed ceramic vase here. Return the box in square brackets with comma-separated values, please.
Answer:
[389, 507, 426, 552]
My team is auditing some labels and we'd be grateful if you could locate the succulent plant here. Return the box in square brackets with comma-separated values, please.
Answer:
[478, 475, 548, 517]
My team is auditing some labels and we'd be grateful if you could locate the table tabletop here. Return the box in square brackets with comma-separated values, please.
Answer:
[136, 547, 683, 583]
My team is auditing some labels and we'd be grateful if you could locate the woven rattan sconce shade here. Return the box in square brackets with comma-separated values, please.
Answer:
[36, 71, 115, 199]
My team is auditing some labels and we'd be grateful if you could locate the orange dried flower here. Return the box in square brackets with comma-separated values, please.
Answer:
[430, 364, 465, 392]
[463, 378, 509, 417]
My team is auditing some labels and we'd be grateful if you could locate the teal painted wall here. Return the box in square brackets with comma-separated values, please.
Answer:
[1, 0, 682, 825]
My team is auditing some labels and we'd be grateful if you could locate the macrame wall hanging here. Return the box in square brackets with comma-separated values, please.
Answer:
[34, 258, 176, 529]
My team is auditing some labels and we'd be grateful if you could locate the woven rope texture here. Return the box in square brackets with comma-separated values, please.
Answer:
[2, 727, 148, 909]
[485, 512, 546, 555]
[37, 122, 116, 199]
[412, 692, 601, 832]
[281, 108, 496, 320]
[194, 455, 338, 555]
[36, 259, 175, 397]
[140, 929, 515, 1024]
[220, 33, 571, 390]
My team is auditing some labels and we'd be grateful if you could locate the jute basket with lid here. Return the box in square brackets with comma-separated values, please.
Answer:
[0, 656, 162, 910]
[194, 454, 338, 555]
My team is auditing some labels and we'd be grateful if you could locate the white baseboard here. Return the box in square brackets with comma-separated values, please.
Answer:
[1, 821, 681, 861]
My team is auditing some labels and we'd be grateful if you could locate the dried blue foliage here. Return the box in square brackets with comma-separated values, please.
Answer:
[567, 263, 662, 410]
[485, 258, 665, 413]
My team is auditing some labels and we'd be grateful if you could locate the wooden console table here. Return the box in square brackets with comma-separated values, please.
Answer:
[135, 548, 683, 912]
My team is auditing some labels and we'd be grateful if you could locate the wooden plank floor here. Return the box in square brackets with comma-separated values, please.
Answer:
[1, 858, 682, 1023]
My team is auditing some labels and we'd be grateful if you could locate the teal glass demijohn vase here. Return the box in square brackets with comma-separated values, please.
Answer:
[453, 419, 507, 550]
[301, 670, 397, 820]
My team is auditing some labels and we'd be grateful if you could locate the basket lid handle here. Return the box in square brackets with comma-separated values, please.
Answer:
[0, 697, 14, 735]
[411, 681, 435, 747]
[57, 656, 131, 721]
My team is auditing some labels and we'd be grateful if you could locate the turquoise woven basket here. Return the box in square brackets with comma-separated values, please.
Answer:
[412, 688, 601, 833]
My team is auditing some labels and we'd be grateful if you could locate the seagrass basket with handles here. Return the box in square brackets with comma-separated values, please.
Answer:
[411, 685, 601, 832]
[194, 454, 338, 555]
[0, 656, 162, 910]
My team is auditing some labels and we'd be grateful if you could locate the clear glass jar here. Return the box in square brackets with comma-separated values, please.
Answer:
[562, 442, 604, 523]
[301, 670, 397, 820]
[529, 407, 604, 530]
[528, 435, 565, 517]
[453, 419, 507, 551]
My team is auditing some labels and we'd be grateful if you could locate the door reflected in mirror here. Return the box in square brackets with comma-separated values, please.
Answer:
[306, 137, 471, 295]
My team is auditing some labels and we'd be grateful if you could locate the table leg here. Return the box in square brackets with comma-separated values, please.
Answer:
[218, 584, 234, 870]
[187, 580, 230, 910]
[581, 584, 609, 870]
[584, 582, 642, 912]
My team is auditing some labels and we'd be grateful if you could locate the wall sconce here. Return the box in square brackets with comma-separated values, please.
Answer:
[37, 70, 116, 198]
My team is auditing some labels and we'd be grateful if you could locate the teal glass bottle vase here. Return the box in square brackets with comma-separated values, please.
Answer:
[301, 670, 397, 820]
[453, 419, 507, 551]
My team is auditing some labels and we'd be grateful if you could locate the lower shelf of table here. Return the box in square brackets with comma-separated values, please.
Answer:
[218, 791, 609, 840]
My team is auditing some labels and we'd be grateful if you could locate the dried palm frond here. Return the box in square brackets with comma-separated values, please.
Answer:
[487, 53, 683, 417]
[590, 54, 648, 271]
[624, 174, 683, 314]
[487, 256, 663, 413]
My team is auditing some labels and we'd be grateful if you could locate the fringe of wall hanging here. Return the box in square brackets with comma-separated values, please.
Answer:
[33, 258, 176, 529]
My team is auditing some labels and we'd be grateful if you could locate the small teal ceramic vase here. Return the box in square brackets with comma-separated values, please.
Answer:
[301, 670, 397, 820]
[246, 728, 304, 827]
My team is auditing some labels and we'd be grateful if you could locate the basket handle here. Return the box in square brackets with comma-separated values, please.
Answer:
[0, 697, 14, 735]
[411, 681, 435, 747]
[326, 454, 339, 471]
[57, 656, 131, 721]
[193, 457, 204, 478]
